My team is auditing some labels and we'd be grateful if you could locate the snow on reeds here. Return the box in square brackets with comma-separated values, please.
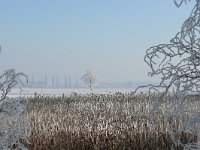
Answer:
[27, 93, 197, 150]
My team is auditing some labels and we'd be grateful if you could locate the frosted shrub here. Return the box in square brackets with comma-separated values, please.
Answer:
[0, 98, 30, 149]
[0, 68, 30, 149]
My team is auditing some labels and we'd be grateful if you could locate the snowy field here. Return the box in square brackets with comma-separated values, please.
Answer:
[7, 88, 137, 98]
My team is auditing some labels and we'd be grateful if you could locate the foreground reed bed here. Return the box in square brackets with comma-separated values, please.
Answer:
[27, 92, 197, 150]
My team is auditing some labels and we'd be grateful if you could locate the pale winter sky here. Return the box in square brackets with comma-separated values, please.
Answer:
[0, 0, 195, 83]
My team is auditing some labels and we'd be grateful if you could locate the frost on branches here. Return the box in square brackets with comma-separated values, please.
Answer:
[0, 98, 30, 149]
[81, 70, 99, 91]
[135, 0, 200, 149]
[0, 68, 30, 149]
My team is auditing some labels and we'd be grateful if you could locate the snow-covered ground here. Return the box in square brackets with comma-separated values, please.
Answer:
[7, 88, 137, 98]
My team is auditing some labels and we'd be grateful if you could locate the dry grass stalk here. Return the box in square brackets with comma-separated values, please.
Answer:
[26, 93, 197, 150]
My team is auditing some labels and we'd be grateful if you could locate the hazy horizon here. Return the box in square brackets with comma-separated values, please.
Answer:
[0, 0, 195, 83]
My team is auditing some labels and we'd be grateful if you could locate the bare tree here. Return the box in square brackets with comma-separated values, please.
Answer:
[81, 70, 99, 91]
[0, 69, 28, 105]
[0, 49, 29, 149]
[0, 46, 27, 105]
[135, 0, 200, 149]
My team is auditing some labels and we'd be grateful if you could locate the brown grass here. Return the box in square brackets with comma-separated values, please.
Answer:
[27, 93, 197, 150]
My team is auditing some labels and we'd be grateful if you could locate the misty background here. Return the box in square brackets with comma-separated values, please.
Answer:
[0, 0, 195, 88]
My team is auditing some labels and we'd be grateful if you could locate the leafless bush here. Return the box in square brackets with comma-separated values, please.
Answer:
[0, 49, 30, 149]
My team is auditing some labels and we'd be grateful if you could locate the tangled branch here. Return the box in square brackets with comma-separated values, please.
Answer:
[0, 49, 29, 149]
[135, 0, 200, 149]
[0, 69, 28, 104]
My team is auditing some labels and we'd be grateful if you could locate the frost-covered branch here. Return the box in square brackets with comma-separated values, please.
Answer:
[135, 0, 200, 149]
[0, 49, 30, 149]
[0, 69, 28, 104]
